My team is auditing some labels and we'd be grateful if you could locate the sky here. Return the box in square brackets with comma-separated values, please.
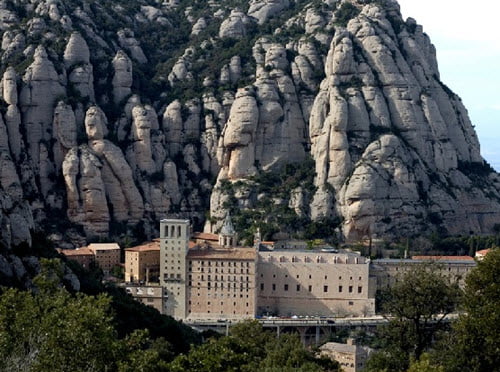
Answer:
[397, 0, 500, 171]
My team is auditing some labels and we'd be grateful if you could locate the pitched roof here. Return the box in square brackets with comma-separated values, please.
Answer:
[220, 213, 235, 235]
[475, 249, 491, 256]
[59, 247, 94, 256]
[193, 232, 219, 241]
[126, 241, 160, 252]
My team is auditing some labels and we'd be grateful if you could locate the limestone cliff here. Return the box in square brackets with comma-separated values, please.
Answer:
[0, 0, 497, 256]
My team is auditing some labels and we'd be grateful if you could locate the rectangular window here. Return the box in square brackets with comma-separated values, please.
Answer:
[308, 285, 312, 292]
[358, 286, 362, 293]
[348, 301, 354, 306]
[272, 284, 276, 291]
[296, 285, 300, 291]
[349, 286, 353, 293]
[260, 283, 264, 291]
[339, 286, 343, 293]
[323, 285, 328, 293]
[284, 284, 289, 291]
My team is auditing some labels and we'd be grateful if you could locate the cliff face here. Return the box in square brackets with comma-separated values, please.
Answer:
[0, 0, 498, 255]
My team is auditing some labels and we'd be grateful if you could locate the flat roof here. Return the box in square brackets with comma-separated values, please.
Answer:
[88, 243, 120, 251]
[188, 246, 256, 260]
[320, 342, 357, 354]
[373, 258, 476, 265]
[411, 255, 474, 261]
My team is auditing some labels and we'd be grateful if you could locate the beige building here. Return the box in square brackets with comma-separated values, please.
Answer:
[257, 250, 375, 317]
[125, 240, 160, 283]
[59, 244, 121, 274]
[370, 256, 476, 290]
[124, 284, 167, 314]
[160, 219, 190, 319]
[320, 339, 372, 372]
[58, 247, 95, 269]
[187, 245, 257, 320]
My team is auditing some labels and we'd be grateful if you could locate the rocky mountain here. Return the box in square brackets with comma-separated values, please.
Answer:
[0, 0, 499, 264]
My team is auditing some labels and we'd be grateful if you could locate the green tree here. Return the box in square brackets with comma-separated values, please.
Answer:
[0, 258, 193, 371]
[436, 249, 500, 371]
[366, 265, 461, 372]
[0, 287, 119, 372]
[407, 353, 444, 372]
[169, 320, 340, 372]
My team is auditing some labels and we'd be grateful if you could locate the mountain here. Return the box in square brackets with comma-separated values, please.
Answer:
[0, 0, 499, 256]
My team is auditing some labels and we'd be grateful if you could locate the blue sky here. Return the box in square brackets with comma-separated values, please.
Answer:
[398, 0, 500, 171]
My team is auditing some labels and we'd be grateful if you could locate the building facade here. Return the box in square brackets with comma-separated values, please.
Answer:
[257, 250, 375, 317]
[124, 241, 160, 283]
[319, 339, 372, 372]
[370, 256, 476, 290]
[160, 219, 190, 319]
[58, 247, 95, 269]
[123, 284, 167, 314]
[186, 246, 257, 320]
[154, 219, 481, 321]
[87, 243, 121, 274]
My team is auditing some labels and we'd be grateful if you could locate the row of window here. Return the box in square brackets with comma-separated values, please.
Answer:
[189, 267, 251, 274]
[189, 300, 251, 307]
[163, 225, 184, 238]
[261, 283, 363, 293]
[190, 275, 251, 282]
[188, 309, 251, 315]
[193, 261, 251, 267]
[189, 282, 251, 290]
[263, 274, 364, 281]
[191, 293, 249, 298]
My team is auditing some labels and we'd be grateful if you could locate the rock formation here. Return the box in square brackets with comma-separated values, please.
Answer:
[0, 0, 497, 250]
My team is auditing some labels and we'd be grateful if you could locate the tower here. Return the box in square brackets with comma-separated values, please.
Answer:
[160, 219, 190, 319]
[219, 213, 237, 248]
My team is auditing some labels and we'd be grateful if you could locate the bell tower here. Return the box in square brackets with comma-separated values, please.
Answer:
[219, 213, 237, 248]
[160, 219, 190, 319]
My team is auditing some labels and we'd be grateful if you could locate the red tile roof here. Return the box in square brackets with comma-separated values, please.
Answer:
[126, 241, 160, 252]
[475, 249, 491, 256]
[193, 232, 219, 241]
[59, 247, 94, 256]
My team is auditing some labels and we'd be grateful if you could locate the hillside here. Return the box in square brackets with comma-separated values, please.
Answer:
[0, 0, 499, 257]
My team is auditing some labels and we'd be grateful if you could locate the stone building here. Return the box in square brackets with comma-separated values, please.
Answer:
[257, 250, 375, 317]
[187, 245, 257, 320]
[160, 219, 190, 319]
[160, 216, 257, 320]
[124, 240, 160, 283]
[123, 284, 167, 314]
[370, 256, 476, 290]
[58, 247, 95, 269]
[87, 243, 121, 274]
[59, 243, 120, 273]
[319, 339, 372, 372]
